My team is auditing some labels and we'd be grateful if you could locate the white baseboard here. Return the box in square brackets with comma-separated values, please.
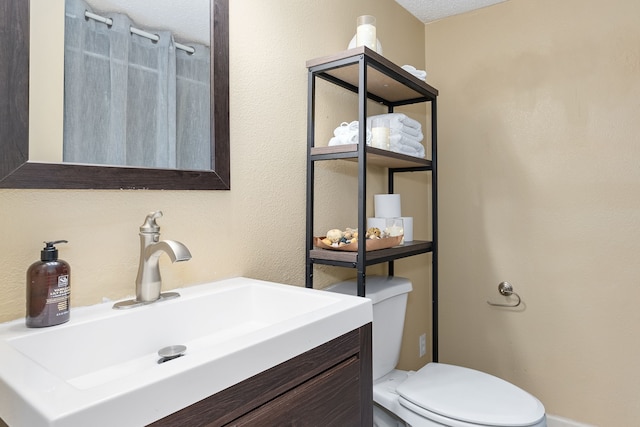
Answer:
[547, 414, 598, 427]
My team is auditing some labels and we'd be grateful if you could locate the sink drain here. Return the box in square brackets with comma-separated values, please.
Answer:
[157, 345, 187, 364]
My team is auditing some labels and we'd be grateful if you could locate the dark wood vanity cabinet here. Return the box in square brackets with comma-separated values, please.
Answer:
[150, 324, 373, 427]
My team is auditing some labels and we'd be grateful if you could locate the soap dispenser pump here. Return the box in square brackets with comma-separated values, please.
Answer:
[26, 240, 71, 328]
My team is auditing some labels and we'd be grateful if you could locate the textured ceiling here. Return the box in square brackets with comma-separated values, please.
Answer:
[84, 0, 508, 46]
[395, 0, 508, 23]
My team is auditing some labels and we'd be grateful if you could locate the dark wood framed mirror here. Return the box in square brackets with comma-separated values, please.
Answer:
[0, 0, 229, 190]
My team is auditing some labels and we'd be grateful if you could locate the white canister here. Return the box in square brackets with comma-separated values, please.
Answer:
[356, 15, 377, 50]
[398, 217, 413, 242]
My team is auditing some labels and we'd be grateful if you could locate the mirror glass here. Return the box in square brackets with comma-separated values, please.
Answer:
[0, 0, 229, 190]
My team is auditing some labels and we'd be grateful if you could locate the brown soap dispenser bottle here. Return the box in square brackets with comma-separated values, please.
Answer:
[26, 240, 71, 328]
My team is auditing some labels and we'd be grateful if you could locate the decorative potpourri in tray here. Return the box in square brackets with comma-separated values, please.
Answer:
[314, 226, 403, 252]
[314, 235, 403, 252]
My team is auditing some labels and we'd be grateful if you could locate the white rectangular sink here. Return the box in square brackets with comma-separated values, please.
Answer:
[0, 277, 372, 427]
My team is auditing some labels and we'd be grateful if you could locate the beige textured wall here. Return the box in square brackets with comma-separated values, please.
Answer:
[426, 0, 640, 424]
[1, 0, 431, 369]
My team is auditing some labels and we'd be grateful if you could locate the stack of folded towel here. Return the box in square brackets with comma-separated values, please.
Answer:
[401, 65, 427, 81]
[328, 113, 425, 158]
[367, 113, 425, 158]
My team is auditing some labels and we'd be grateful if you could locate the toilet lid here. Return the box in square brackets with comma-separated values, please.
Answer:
[396, 363, 545, 426]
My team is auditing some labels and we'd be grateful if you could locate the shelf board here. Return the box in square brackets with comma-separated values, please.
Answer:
[310, 240, 432, 267]
[310, 144, 431, 169]
[306, 46, 438, 105]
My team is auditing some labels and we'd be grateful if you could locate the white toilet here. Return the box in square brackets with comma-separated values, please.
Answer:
[326, 276, 547, 427]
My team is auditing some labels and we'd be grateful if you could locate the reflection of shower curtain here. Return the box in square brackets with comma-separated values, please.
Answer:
[63, 0, 210, 170]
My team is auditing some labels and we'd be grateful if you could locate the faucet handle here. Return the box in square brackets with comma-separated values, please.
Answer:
[140, 211, 163, 233]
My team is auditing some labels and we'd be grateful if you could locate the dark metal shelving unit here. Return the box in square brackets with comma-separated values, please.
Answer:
[305, 47, 439, 361]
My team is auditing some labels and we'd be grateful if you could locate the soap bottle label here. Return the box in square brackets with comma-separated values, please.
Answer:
[49, 275, 70, 317]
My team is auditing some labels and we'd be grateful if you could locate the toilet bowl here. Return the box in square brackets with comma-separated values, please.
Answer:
[326, 276, 547, 427]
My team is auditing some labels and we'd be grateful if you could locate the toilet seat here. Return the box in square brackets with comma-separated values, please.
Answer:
[396, 363, 546, 427]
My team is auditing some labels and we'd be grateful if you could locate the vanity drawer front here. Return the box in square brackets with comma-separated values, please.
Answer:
[226, 356, 361, 426]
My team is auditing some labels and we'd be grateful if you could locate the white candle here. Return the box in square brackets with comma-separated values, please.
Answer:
[371, 116, 389, 149]
[371, 126, 390, 149]
[399, 217, 413, 242]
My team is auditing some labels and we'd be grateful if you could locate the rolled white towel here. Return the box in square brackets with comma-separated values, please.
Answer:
[330, 121, 371, 145]
[335, 121, 371, 137]
[333, 122, 352, 137]
[328, 136, 343, 146]
[329, 134, 362, 146]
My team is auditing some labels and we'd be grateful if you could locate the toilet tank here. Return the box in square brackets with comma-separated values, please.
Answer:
[325, 276, 412, 380]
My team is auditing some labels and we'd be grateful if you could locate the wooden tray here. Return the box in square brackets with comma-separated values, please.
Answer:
[314, 235, 403, 252]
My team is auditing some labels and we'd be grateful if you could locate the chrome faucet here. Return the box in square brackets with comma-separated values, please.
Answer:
[114, 211, 192, 309]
